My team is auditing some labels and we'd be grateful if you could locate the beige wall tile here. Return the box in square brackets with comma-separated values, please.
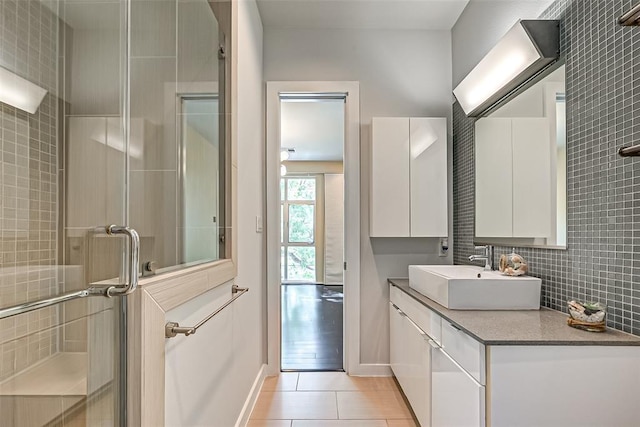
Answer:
[131, 0, 176, 58]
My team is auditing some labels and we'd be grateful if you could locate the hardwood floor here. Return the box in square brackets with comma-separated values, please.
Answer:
[248, 372, 417, 427]
[281, 285, 343, 371]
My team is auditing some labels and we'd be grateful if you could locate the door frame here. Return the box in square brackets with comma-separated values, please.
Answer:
[265, 81, 360, 375]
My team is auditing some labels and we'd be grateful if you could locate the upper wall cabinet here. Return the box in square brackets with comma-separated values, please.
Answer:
[370, 117, 448, 237]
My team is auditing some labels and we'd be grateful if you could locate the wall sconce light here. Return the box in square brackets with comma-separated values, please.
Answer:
[0, 66, 48, 114]
[280, 164, 287, 176]
[453, 20, 559, 117]
[280, 150, 290, 162]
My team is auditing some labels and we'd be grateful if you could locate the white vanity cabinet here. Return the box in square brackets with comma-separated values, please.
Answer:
[389, 282, 640, 427]
[390, 285, 484, 427]
[370, 117, 448, 237]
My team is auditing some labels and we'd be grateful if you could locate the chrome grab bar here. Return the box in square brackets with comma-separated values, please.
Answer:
[0, 225, 140, 320]
[165, 285, 249, 338]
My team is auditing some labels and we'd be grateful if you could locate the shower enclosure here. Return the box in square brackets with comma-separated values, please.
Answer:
[0, 0, 225, 425]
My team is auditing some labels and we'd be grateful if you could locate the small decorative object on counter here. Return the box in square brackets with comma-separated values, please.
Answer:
[498, 248, 528, 276]
[567, 300, 606, 332]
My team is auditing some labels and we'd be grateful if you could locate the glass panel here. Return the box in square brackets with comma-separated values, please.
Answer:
[288, 205, 315, 243]
[129, 0, 223, 273]
[286, 247, 316, 281]
[287, 178, 316, 201]
[180, 97, 220, 264]
[1, 0, 125, 425]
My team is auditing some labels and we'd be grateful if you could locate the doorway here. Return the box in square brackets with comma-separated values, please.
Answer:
[279, 98, 345, 370]
[266, 82, 361, 376]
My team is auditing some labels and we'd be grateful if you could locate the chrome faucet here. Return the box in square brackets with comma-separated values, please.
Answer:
[469, 245, 493, 271]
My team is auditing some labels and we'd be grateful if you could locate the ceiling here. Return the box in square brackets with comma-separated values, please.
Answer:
[281, 99, 345, 162]
[256, 0, 470, 30]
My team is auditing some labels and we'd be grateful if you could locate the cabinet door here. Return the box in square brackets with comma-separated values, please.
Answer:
[432, 346, 485, 427]
[402, 315, 432, 427]
[410, 118, 448, 237]
[389, 302, 405, 380]
[474, 118, 512, 238]
[370, 117, 410, 237]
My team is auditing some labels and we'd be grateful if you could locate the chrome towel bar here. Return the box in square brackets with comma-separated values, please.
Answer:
[165, 285, 249, 338]
[618, 144, 640, 157]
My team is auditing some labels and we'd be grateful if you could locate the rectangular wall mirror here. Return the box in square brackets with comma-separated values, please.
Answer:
[474, 64, 566, 248]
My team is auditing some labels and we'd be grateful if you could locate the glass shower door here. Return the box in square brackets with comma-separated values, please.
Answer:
[0, 0, 129, 425]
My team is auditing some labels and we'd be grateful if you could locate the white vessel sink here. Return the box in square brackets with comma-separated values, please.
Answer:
[408, 265, 541, 310]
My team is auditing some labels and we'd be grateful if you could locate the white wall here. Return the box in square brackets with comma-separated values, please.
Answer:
[264, 28, 454, 364]
[232, 0, 266, 415]
[452, 0, 554, 87]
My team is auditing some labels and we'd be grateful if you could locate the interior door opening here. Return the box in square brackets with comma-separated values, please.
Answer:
[279, 95, 346, 372]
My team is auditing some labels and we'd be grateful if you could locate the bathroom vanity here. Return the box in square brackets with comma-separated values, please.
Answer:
[389, 279, 640, 427]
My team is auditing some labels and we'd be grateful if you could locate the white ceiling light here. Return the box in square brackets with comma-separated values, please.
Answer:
[453, 20, 559, 117]
[0, 66, 48, 114]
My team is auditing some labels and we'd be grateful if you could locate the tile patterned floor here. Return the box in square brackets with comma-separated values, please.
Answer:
[248, 372, 417, 427]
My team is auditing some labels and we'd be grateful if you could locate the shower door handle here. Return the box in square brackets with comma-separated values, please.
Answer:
[100, 225, 140, 297]
[0, 225, 140, 320]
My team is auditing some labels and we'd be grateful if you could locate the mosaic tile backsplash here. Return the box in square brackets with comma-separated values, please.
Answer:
[453, 0, 640, 335]
[0, 0, 59, 381]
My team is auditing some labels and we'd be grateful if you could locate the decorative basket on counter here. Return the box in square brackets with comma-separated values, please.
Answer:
[567, 300, 606, 332]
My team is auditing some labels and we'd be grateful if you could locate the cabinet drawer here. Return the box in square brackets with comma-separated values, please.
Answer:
[390, 285, 441, 343]
[441, 321, 485, 385]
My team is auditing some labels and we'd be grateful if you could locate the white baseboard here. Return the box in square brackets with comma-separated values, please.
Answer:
[349, 363, 393, 377]
[235, 363, 267, 427]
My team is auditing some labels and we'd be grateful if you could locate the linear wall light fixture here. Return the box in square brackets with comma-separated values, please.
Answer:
[619, 3, 640, 26]
[453, 20, 559, 117]
[0, 66, 48, 114]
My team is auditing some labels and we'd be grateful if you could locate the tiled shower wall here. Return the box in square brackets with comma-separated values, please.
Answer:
[0, 0, 60, 381]
[453, 0, 640, 335]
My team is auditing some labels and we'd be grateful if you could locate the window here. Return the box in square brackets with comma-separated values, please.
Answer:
[281, 177, 317, 282]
